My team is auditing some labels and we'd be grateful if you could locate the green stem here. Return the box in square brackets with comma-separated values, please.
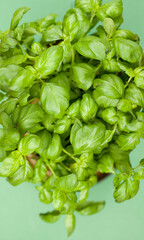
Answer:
[62, 148, 78, 162]
[45, 160, 58, 179]
[124, 76, 133, 89]
[60, 162, 71, 172]
[18, 42, 35, 60]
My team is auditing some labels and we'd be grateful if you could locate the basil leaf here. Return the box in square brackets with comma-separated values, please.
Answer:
[66, 100, 80, 117]
[36, 130, 52, 156]
[102, 59, 121, 73]
[42, 24, 63, 42]
[125, 83, 144, 108]
[63, 8, 90, 41]
[76, 201, 105, 215]
[39, 189, 53, 204]
[47, 134, 62, 160]
[71, 63, 96, 90]
[54, 116, 71, 134]
[34, 46, 63, 78]
[134, 70, 144, 89]
[55, 174, 78, 192]
[65, 214, 75, 237]
[94, 74, 124, 99]
[18, 104, 45, 131]
[75, 0, 101, 13]
[116, 132, 140, 151]
[10, 7, 30, 30]
[80, 93, 98, 122]
[32, 159, 47, 183]
[7, 160, 33, 186]
[37, 14, 57, 32]
[117, 99, 132, 112]
[0, 128, 20, 151]
[103, 18, 116, 36]
[98, 154, 115, 174]
[10, 68, 36, 91]
[40, 83, 69, 118]
[18, 134, 41, 156]
[40, 210, 61, 223]
[0, 98, 18, 115]
[1, 55, 27, 67]
[101, 107, 117, 124]
[0, 112, 14, 129]
[70, 122, 105, 154]
[0, 151, 23, 177]
[113, 178, 139, 203]
[74, 36, 106, 60]
[114, 38, 142, 63]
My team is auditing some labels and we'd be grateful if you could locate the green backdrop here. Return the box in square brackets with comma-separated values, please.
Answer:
[0, 0, 144, 239]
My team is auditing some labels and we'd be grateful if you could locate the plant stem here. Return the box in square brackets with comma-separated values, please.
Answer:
[62, 148, 78, 162]
[60, 162, 71, 172]
[45, 160, 58, 179]
[18, 42, 35, 60]
[124, 76, 133, 89]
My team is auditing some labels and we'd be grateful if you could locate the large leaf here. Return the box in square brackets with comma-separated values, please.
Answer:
[40, 83, 69, 118]
[70, 122, 106, 154]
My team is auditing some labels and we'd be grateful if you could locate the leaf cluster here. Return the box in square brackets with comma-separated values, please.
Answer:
[0, 0, 144, 236]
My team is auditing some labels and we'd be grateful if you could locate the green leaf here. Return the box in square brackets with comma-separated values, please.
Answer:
[0, 98, 18, 115]
[125, 83, 144, 108]
[63, 8, 90, 41]
[114, 30, 139, 41]
[36, 130, 52, 156]
[116, 132, 140, 151]
[10, 7, 30, 30]
[93, 74, 124, 99]
[18, 104, 45, 131]
[40, 210, 61, 223]
[80, 93, 98, 122]
[53, 189, 77, 214]
[101, 107, 117, 124]
[66, 100, 80, 117]
[113, 178, 139, 202]
[114, 38, 142, 63]
[76, 201, 105, 215]
[1, 55, 27, 67]
[97, 0, 123, 21]
[71, 63, 96, 90]
[55, 174, 78, 192]
[78, 189, 89, 204]
[117, 99, 132, 112]
[102, 59, 121, 73]
[34, 46, 63, 78]
[10, 68, 36, 91]
[0, 128, 20, 151]
[40, 83, 69, 118]
[18, 134, 41, 156]
[31, 42, 42, 55]
[70, 122, 105, 154]
[39, 189, 53, 204]
[98, 154, 115, 174]
[65, 214, 75, 237]
[37, 14, 57, 32]
[54, 116, 71, 134]
[0, 151, 24, 177]
[133, 168, 144, 180]
[103, 18, 116, 36]
[75, 0, 101, 13]
[42, 24, 63, 42]
[7, 160, 33, 186]
[134, 70, 144, 89]
[74, 36, 106, 60]
[109, 144, 131, 173]
[0, 112, 14, 129]
[32, 159, 47, 183]
[47, 134, 62, 160]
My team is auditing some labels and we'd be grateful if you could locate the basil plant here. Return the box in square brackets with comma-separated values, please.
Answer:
[0, 0, 144, 236]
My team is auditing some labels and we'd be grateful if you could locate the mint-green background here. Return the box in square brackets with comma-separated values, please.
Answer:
[0, 1, 144, 239]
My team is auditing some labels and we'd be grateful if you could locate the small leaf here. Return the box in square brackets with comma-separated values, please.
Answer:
[65, 214, 75, 236]
[47, 134, 62, 160]
[18, 134, 41, 156]
[34, 46, 63, 78]
[39, 189, 53, 204]
[55, 174, 78, 192]
[40, 210, 61, 223]
[77, 201, 105, 215]
[10, 7, 30, 30]
[103, 18, 116, 36]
